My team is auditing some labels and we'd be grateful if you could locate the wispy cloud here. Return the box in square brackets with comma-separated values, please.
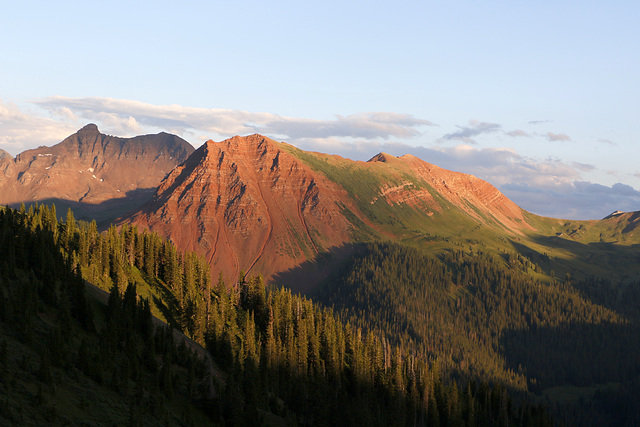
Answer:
[599, 138, 616, 146]
[0, 99, 77, 154]
[506, 129, 529, 137]
[546, 131, 571, 142]
[571, 161, 596, 172]
[35, 96, 433, 142]
[261, 112, 434, 140]
[441, 120, 501, 143]
[528, 120, 550, 125]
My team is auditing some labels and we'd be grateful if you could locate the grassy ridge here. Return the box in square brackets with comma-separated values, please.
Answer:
[285, 144, 640, 284]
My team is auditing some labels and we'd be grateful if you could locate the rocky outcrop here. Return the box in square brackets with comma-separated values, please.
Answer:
[0, 124, 194, 222]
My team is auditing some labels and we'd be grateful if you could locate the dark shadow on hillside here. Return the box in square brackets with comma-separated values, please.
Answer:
[509, 235, 640, 281]
[10, 187, 156, 229]
[150, 279, 181, 328]
[500, 322, 640, 392]
[621, 211, 640, 234]
[270, 243, 367, 295]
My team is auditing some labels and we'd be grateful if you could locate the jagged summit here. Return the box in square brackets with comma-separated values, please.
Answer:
[0, 124, 194, 222]
[368, 152, 397, 163]
[79, 122, 99, 133]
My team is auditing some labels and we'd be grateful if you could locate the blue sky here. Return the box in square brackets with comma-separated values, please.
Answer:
[1, 1, 639, 219]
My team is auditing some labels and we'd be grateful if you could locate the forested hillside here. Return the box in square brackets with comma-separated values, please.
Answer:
[0, 203, 555, 425]
[0, 204, 213, 425]
[309, 242, 640, 426]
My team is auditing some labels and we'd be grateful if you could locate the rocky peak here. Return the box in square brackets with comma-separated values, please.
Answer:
[128, 133, 357, 281]
[77, 123, 100, 137]
[368, 152, 397, 163]
[0, 125, 195, 223]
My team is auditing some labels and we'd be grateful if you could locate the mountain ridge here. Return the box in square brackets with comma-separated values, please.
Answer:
[125, 133, 542, 281]
[4, 126, 640, 284]
[0, 124, 194, 223]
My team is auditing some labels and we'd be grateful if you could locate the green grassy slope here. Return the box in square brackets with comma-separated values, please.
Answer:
[283, 144, 640, 284]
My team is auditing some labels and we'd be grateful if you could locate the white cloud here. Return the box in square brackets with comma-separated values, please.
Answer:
[262, 112, 434, 140]
[35, 96, 433, 142]
[0, 100, 77, 154]
[36, 96, 273, 138]
[502, 181, 640, 220]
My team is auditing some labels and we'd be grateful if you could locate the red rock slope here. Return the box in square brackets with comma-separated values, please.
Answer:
[372, 153, 531, 232]
[127, 134, 357, 281]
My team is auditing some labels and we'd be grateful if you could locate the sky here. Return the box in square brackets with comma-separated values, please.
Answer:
[1, 1, 639, 220]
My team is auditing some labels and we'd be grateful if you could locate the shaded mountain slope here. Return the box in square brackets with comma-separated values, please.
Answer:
[0, 124, 194, 223]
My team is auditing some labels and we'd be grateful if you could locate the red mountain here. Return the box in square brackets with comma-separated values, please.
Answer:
[125, 134, 534, 282]
[127, 134, 360, 281]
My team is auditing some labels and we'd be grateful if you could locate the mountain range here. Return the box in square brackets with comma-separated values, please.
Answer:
[123, 133, 543, 283]
[3, 125, 640, 425]
[124, 132, 640, 286]
[3, 125, 640, 284]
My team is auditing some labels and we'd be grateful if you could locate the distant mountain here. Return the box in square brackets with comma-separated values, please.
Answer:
[0, 124, 194, 223]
